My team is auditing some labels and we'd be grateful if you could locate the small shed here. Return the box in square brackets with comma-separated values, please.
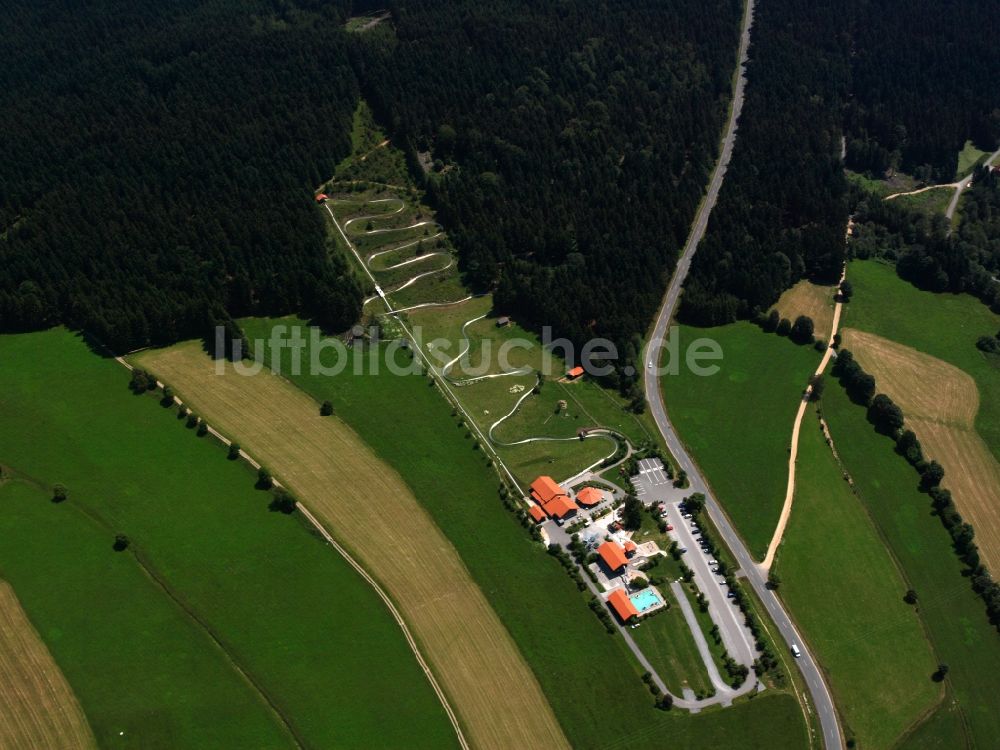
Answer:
[315, 193, 328, 203]
[566, 366, 584, 379]
[496, 316, 511, 327]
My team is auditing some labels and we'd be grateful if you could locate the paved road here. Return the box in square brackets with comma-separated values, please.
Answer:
[641, 0, 844, 747]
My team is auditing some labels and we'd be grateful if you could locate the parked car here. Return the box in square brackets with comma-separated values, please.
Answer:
[665, 524, 674, 531]
[678, 547, 688, 554]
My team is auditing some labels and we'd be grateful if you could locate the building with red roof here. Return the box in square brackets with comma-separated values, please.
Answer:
[566, 366, 585, 379]
[315, 193, 328, 203]
[575, 486, 602, 507]
[530, 475, 566, 506]
[623, 540, 638, 556]
[528, 504, 547, 524]
[543, 495, 578, 521]
[597, 541, 629, 572]
[607, 588, 639, 622]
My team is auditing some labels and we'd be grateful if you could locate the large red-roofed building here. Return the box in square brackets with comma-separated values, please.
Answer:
[597, 541, 629, 572]
[607, 588, 638, 622]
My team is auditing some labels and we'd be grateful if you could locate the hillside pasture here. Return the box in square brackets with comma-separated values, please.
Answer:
[0, 580, 95, 750]
[134, 341, 568, 750]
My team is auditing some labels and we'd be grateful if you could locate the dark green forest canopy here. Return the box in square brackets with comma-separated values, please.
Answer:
[845, 0, 1000, 182]
[680, 0, 852, 325]
[1, 0, 998, 355]
[0, 0, 363, 352]
[355, 0, 745, 375]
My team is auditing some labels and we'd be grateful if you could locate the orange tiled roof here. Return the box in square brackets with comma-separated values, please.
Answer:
[597, 541, 629, 571]
[623, 540, 637, 553]
[575, 487, 602, 507]
[607, 588, 639, 621]
[567, 366, 584, 378]
[543, 495, 578, 519]
[530, 475, 566, 505]
[528, 505, 547, 523]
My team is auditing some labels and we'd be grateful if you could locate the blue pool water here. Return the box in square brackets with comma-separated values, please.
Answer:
[629, 589, 662, 613]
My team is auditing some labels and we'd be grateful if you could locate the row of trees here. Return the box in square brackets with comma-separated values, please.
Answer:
[832, 349, 1000, 630]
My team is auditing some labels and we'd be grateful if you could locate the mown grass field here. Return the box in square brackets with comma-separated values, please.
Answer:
[843, 328, 1000, 572]
[824, 381, 1000, 749]
[133, 339, 567, 750]
[772, 279, 838, 339]
[237, 317, 811, 749]
[0, 328, 457, 749]
[661, 322, 820, 558]
[0, 578, 95, 750]
[775, 404, 939, 748]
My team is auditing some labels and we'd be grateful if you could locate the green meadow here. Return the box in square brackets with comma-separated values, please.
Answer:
[661, 321, 820, 558]
[775, 404, 939, 748]
[824, 380, 1000, 749]
[240, 316, 810, 749]
[0, 328, 457, 749]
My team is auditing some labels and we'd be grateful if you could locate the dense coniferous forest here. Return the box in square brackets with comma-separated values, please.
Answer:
[845, 0, 1000, 182]
[3, 0, 998, 356]
[0, 0, 363, 352]
[679, 0, 852, 326]
[354, 0, 745, 376]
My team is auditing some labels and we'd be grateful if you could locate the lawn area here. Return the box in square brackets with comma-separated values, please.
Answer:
[238, 316, 811, 749]
[0, 328, 458, 749]
[824, 380, 1000, 748]
[630, 587, 715, 698]
[661, 322, 821, 558]
[775, 403, 939, 748]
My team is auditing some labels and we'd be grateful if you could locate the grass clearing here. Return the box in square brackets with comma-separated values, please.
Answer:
[956, 140, 990, 178]
[0, 579, 95, 750]
[661, 322, 820, 558]
[824, 381, 1000, 747]
[133, 339, 567, 750]
[236, 317, 811, 749]
[893, 188, 954, 218]
[774, 404, 939, 748]
[0, 328, 457, 749]
[772, 280, 838, 338]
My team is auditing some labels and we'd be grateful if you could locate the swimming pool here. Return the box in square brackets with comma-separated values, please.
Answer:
[629, 588, 662, 613]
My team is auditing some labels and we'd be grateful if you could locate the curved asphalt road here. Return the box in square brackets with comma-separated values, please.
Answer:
[642, 0, 843, 747]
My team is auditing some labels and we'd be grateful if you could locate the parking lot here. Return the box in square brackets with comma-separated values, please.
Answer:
[632, 457, 686, 505]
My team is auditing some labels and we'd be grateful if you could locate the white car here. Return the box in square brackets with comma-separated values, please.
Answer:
[791, 644, 802, 658]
